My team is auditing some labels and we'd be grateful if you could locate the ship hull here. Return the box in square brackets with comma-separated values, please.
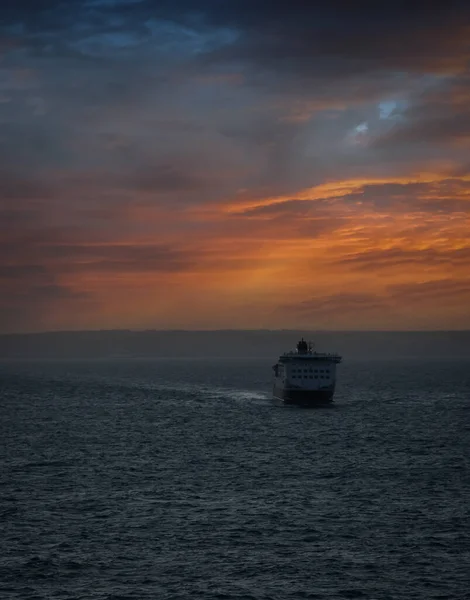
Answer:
[273, 386, 334, 406]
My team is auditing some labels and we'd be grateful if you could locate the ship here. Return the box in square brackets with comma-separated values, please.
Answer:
[272, 338, 342, 406]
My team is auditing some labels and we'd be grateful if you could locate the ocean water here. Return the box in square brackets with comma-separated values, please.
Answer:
[1, 358, 469, 600]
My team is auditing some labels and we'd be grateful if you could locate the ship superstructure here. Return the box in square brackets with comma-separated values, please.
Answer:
[273, 338, 342, 405]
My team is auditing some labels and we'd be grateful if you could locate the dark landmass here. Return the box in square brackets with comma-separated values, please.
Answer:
[1, 330, 469, 360]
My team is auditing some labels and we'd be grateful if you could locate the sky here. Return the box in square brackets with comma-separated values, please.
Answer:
[1, 0, 470, 333]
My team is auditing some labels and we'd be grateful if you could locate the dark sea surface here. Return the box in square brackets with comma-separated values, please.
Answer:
[1, 358, 470, 600]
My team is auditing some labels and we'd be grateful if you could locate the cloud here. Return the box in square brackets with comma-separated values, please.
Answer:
[121, 164, 208, 193]
[284, 292, 387, 317]
[233, 178, 470, 219]
[1, 2, 470, 331]
[239, 199, 327, 217]
[340, 180, 470, 213]
[179, 1, 470, 83]
[1, 0, 469, 195]
[0, 170, 53, 200]
[377, 112, 470, 146]
[0, 228, 197, 332]
[280, 279, 470, 329]
[336, 247, 470, 270]
[39, 243, 197, 273]
[0, 254, 96, 334]
[372, 75, 470, 150]
[388, 278, 470, 301]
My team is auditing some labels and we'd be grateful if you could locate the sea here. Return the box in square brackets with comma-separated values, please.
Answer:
[1, 358, 469, 600]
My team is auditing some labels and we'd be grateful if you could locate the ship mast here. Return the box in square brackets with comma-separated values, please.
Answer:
[296, 338, 309, 354]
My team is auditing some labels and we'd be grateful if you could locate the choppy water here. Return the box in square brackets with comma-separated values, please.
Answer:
[1, 358, 470, 599]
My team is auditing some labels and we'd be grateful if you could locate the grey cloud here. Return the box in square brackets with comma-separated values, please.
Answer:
[0, 171, 53, 200]
[122, 164, 207, 193]
[374, 110, 470, 148]
[1, 0, 468, 199]
[371, 74, 470, 149]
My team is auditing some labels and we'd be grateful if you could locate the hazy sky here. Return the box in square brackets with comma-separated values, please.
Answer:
[1, 1, 470, 333]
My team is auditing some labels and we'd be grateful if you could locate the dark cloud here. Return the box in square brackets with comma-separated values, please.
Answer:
[0, 238, 197, 279]
[0, 232, 195, 332]
[122, 164, 207, 193]
[239, 199, 321, 217]
[41, 243, 197, 273]
[0, 169, 198, 329]
[0, 284, 95, 334]
[0, 264, 47, 279]
[0, 171, 52, 200]
[0, 256, 95, 334]
[388, 278, 470, 302]
[237, 179, 470, 218]
[1, 0, 468, 191]
[283, 292, 386, 317]
[336, 247, 470, 270]
[3, 1, 469, 71]
[376, 112, 470, 147]
[284, 274, 470, 305]
[280, 278, 470, 328]
[341, 180, 470, 213]
[178, 1, 470, 87]
[227, 198, 348, 240]
[372, 74, 470, 150]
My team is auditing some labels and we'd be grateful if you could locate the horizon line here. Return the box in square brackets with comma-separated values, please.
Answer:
[2, 328, 470, 337]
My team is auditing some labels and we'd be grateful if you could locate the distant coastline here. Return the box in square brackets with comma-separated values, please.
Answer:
[1, 329, 470, 360]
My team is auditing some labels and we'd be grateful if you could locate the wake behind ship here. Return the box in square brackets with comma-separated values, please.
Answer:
[273, 339, 342, 406]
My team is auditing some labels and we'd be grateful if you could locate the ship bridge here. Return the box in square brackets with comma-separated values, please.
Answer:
[278, 338, 342, 363]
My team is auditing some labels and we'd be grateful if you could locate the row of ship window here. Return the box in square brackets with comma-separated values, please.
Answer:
[291, 375, 328, 379]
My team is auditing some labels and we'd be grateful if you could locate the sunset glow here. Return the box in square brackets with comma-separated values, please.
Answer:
[1, 2, 470, 332]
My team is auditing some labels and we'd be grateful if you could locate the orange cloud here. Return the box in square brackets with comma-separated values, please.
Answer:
[136, 169, 470, 323]
[2, 166, 470, 332]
